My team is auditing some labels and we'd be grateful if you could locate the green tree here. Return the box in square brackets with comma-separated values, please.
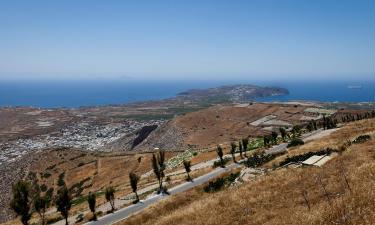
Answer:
[34, 192, 51, 225]
[55, 186, 72, 225]
[105, 186, 116, 212]
[87, 192, 97, 220]
[216, 145, 225, 168]
[183, 160, 192, 181]
[10, 180, 32, 225]
[271, 131, 278, 144]
[279, 127, 287, 141]
[129, 172, 140, 203]
[242, 138, 249, 157]
[152, 151, 166, 194]
[230, 142, 237, 163]
[238, 141, 243, 158]
[291, 125, 301, 137]
[263, 136, 270, 147]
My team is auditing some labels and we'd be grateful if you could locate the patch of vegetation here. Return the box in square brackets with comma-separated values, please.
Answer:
[69, 177, 91, 198]
[46, 187, 54, 200]
[71, 191, 104, 206]
[57, 172, 65, 186]
[287, 138, 305, 148]
[41, 172, 52, 179]
[27, 171, 37, 181]
[244, 153, 277, 168]
[279, 148, 338, 167]
[203, 172, 240, 193]
[168, 106, 206, 115]
[116, 114, 174, 121]
[248, 138, 265, 150]
[166, 150, 196, 169]
[204, 178, 225, 193]
[353, 135, 371, 144]
[212, 157, 231, 168]
[40, 184, 48, 192]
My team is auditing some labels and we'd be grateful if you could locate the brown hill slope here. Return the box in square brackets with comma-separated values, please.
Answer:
[119, 118, 375, 225]
[136, 103, 311, 150]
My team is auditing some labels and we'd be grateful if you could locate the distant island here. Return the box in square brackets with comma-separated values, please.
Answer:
[176, 84, 289, 103]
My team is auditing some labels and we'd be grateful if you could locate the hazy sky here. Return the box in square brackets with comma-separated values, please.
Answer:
[1, 0, 375, 81]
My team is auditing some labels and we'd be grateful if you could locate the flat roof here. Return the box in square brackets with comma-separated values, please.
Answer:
[302, 155, 325, 165]
[314, 155, 333, 167]
[302, 155, 333, 167]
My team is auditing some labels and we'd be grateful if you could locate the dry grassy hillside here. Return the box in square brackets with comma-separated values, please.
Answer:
[0, 150, 180, 224]
[119, 118, 375, 225]
[137, 103, 312, 150]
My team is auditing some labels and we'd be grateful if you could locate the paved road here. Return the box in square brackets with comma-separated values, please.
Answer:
[265, 129, 335, 155]
[86, 163, 241, 225]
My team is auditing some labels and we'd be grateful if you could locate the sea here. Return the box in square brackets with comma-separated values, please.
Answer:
[0, 80, 375, 108]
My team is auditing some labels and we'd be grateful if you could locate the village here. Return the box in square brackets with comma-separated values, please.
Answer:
[0, 119, 164, 165]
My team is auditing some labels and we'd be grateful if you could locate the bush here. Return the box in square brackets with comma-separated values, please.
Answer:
[57, 172, 65, 187]
[212, 157, 230, 168]
[353, 135, 371, 144]
[287, 138, 304, 148]
[204, 178, 225, 193]
[46, 187, 54, 200]
[40, 184, 48, 192]
[42, 172, 52, 179]
[203, 172, 240, 193]
[244, 153, 276, 168]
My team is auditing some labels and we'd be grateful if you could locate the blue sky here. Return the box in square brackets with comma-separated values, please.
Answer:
[0, 0, 375, 81]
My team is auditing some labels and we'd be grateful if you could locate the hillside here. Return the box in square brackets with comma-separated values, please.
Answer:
[118, 118, 375, 225]
[136, 102, 324, 150]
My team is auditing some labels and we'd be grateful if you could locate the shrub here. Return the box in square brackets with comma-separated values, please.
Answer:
[244, 153, 276, 168]
[45, 188, 54, 200]
[203, 172, 240, 193]
[212, 157, 230, 168]
[204, 178, 225, 193]
[287, 138, 304, 148]
[57, 172, 65, 187]
[40, 184, 48, 192]
[42, 172, 51, 179]
[353, 135, 371, 144]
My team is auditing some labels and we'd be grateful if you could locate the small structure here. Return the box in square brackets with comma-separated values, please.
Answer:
[302, 155, 333, 167]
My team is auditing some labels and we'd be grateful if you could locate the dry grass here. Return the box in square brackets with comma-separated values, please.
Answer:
[155, 103, 309, 149]
[117, 119, 375, 225]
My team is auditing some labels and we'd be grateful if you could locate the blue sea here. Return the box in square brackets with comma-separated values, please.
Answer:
[0, 80, 374, 108]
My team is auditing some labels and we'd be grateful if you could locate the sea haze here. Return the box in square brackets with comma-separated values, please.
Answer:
[0, 80, 374, 108]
